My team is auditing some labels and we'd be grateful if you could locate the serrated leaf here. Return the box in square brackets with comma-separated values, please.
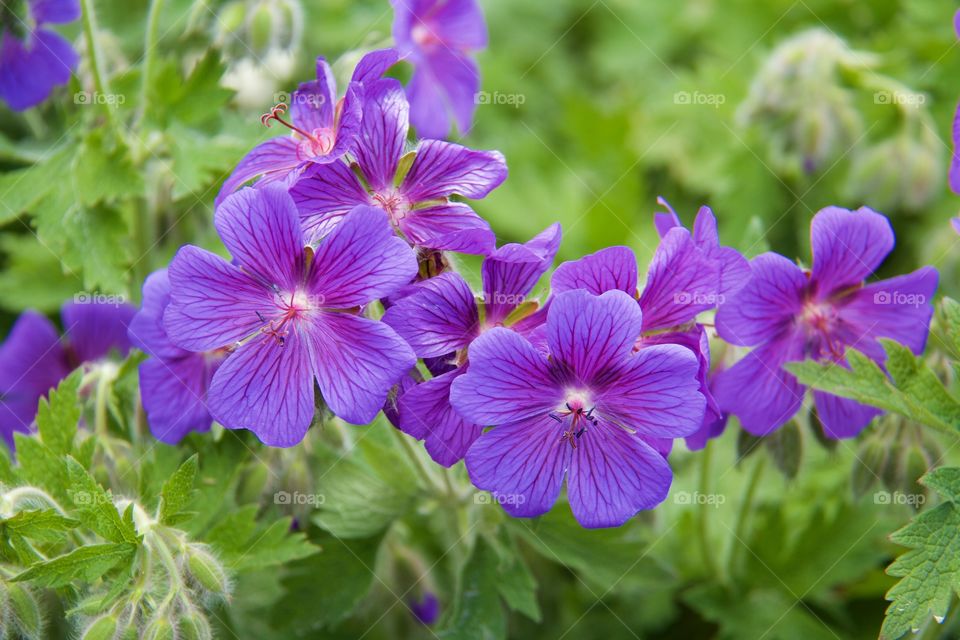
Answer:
[0, 234, 84, 313]
[882, 467, 960, 639]
[207, 506, 316, 573]
[73, 131, 144, 206]
[439, 538, 506, 640]
[158, 454, 198, 526]
[35, 372, 81, 456]
[65, 457, 139, 544]
[495, 552, 540, 623]
[12, 543, 136, 588]
[1, 510, 78, 542]
[0, 146, 73, 224]
[13, 435, 69, 503]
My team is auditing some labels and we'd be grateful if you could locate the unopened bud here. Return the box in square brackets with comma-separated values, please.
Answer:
[81, 615, 119, 640]
[142, 616, 175, 640]
[7, 583, 43, 639]
[851, 435, 887, 500]
[187, 545, 230, 596]
[179, 611, 213, 640]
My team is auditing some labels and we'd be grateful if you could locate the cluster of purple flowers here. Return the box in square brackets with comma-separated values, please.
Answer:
[0, 0, 942, 529]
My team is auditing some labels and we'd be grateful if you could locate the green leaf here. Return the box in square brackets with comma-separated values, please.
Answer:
[0, 234, 84, 313]
[65, 457, 139, 544]
[882, 467, 960, 639]
[439, 538, 507, 640]
[786, 340, 960, 434]
[206, 506, 316, 572]
[72, 130, 144, 207]
[158, 454, 198, 526]
[495, 551, 540, 623]
[14, 435, 69, 503]
[0, 146, 74, 225]
[1, 510, 78, 543]
[35, 372, 81, 457]
[12, 543, 136, 588]
[151, 50, 233, 126]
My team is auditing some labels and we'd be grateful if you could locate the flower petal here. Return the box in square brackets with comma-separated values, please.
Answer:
[810, 206, 894, 295]
[598, 343, 704, 439]
[30, 0, 81, 24]
[289, 57, 336, 132]
[450, 328, 559, 425]
[481, 223, 561, 324]
[547, 289, 642, 384]
[351, 48, 400, 85]
[307, 313, 416, 425]
[207, 331, 315, 447]
[399, 369, 482, 467]
[713, 332, 806, 436]
[0, 311, 68, 401]
[813, 390, 881, 439]
[951, 102, 960, 194]
[416, 48, 480, 136]
[308, 205, 418, 307]
[716, 252, 806, 347]
[551, 246, 638, 296]
[165, 245, 275, 352]
[0, 29, 77, 111]
[464, 415, 571, 518]
[354, 79, 408, 191]
[214, 137, 301, 207]
[402, 139, 507, 202]
[290, 159, 371, 244]
[399, 202, 495, 255]
[405, 65, 451, 140]
[215, 186, 305, 289]
[128, 269, 185, 361]
[567, 421, 673, 528]
[382, 272, 479, 358]
[139, 355, 214, 444]
[61, 301, 135, 364]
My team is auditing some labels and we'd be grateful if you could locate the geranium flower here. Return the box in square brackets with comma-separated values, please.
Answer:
[392, 0, 487, 139]
[0, 300, 135, 446]
[215, 49, 399, 207]
[290, 79, 506, 255]
[128, 270, 226, 444]
[164, 185, 417, 446]
[714, 206, 938, 438]
[0, 0, 80, 111]
[382, 224, 560, 466]
[450, 289, 704, 528]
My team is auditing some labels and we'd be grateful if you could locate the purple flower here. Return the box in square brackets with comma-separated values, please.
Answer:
[164, 185, 417, 446]
[409, 592, 440, 625]
[714, 206, 938, 438]
[392, 0, 487, 139]
[290, 78, 506, 255]
[0, 0, 79, 111]
[128, 270, 226, 444]
[450, 289, 705, 528]
[382, 224, 561, 466]
[215, 49, 399, 207]
[550, 202, 748, 450]
[0, 300, 135, 447]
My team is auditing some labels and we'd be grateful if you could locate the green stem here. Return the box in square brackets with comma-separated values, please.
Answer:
[727, 454, 767, 581]
[139, 0, 166, 126]
[389, 426, 441, 493]
[697, 441, 720, 578]
[79, 0, 118, 130]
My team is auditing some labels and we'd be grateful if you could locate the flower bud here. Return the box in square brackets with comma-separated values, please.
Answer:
[851, 434, 888, 500]
[186, 545, 231, 596]
[179, 611, 213, 640]
[81, 615, 119, 640]
[7, 583, 43, 639]
[142, 616, 176, 640]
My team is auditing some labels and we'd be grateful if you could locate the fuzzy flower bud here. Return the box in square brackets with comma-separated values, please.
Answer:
[81, 614, 119, 640]
[186, 545, 231, 597]
[7, 583, 43, 639]
[142, 616, 176, 640]
[178, 610, 213, 640]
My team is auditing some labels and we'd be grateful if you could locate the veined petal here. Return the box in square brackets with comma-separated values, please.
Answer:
[597, 343, 704, 439]
[290, 160, 371, 244]
[814, 391, 881, 439]
[716, 252, 806, 347]
[214, 186, 305, 289]
[450, 328, 560, 425]
[416, 48, 480, 136]
[405, 65, 451, 140]
[351, 48, 400, 85]
[308, 205, 417, 307]
[139, 355, 214, 444]
[567, 421, 673, 528]
[214, 137, 301, 207]
[308, 313, 416, 425]
[399, 369, 482, 467]
[713, 332, 806, 436]
[289, 57, 336, 132]
[551, 246, 638, 296]
[328, 82, 363, 159]
[207, 330, 315, 447]
[353, 79, 408, 191]
[128, 269, 185, 361]
[481, 223, 561, 324]
[810, 206, 894, 295]
[547, 290, 642, 384]
[382, 272, 479, 358]
[464, 415, 571, 518]
[61, 301, 135, 364]
[402, 139, 507, 202]
[165, 245, 276, 352]
[399, 202, 495, 255]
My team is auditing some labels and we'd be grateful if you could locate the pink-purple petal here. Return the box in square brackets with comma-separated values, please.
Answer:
[399, 369, 482, 467]
[289, 57, 336, 132]
[0, 29, 78, 111]
[139, 355, 214, 445]
[214, 137, 301, 207]
[403, 139, 507, 202]
[809, 206, 894, 295]
[290, 160, 371, 244]
[813, 391, 881, 439]
[382, 272, 479, 358]
[399, 202, 496, 255]
[353, 79, 408, 191]
[61, 301, 135, 364]
[481, 223, 561, 324]
[551, 246, 638, 296]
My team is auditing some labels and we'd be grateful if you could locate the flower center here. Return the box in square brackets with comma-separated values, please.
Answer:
[411, 23, 441, 47]
[260, 103, 336, 158]
[800, 298, 845, 360]
[372, 189, 411, 223]
[549, 391, 597, 449]
[258, 290, 315, 346]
